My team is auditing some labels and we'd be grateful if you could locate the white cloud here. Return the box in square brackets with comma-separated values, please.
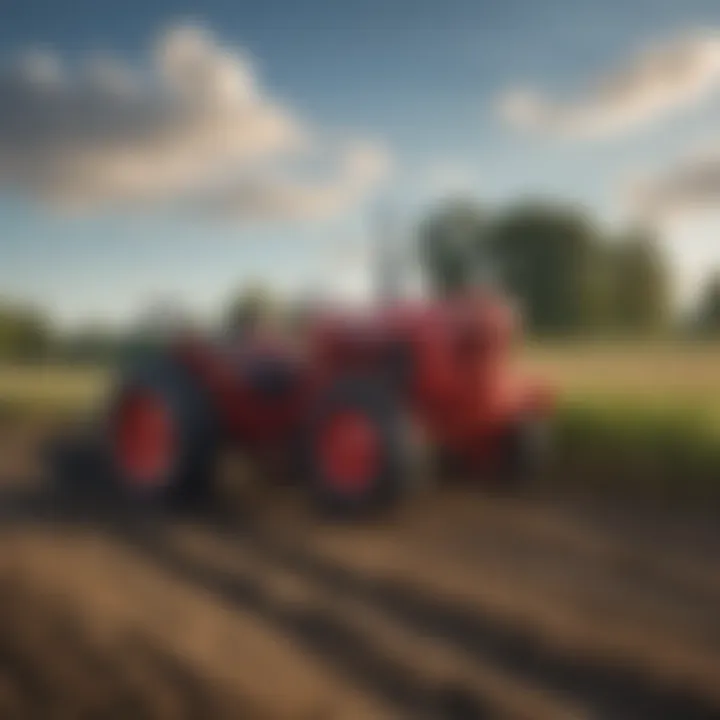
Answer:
[0, 23, 390, 219]
[199, 141, 392, 220]
[498, 32, 720, 139]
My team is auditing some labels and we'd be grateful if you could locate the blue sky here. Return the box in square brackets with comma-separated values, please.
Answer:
[2, 0, 720, 325]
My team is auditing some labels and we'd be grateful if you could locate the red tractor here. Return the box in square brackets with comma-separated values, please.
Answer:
[106, 288, 554, 515]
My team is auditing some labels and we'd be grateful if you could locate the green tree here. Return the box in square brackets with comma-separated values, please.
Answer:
[0, 303, 52, 361]
[418, 200, 486, 296]
[609, 231, 671, 335]
[486, 202, 604, 336]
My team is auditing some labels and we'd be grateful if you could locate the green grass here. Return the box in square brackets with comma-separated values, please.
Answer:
[3, 342, 718, 417]
[549, 401, 720, 503]
[520, 342, 720, 502]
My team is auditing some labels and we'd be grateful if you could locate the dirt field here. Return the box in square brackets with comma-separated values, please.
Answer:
[0, 425, 719, 719]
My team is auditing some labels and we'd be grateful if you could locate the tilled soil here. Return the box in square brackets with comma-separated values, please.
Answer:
[0, 425, 719, 720]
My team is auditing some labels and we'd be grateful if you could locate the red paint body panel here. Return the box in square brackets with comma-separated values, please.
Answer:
[114, 389, 176, 485]
[174, 337, 308, 450]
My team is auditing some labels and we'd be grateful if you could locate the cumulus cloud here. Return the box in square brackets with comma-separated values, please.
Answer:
[199, 141, 392, 220]
[498, 32, 720, 139]
[0, 23, 390, 219]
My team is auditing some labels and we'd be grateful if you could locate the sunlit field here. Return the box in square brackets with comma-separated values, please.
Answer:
[3, 342, 720, 411]
[0, 364, 109, 420]
[523, 342, 720, 418]
[2, 342, 720, 423]
[520, 343, 720, 501]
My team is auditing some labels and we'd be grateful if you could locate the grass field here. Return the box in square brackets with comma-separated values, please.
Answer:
[521, 343, 720, 501]
[524, 341, 720, 413]
[0, 364, 109, 422]
[3, 342, 720, 412]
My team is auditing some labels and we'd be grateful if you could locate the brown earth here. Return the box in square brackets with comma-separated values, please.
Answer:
[0, 423, 719, 720]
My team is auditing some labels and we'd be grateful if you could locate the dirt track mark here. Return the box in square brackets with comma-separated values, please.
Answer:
[107, 520, 499, 720]
[3, 431, 720, 720]
[400, 495, 720, 645]
[155, 516, 720, 720]
[0, 481, 583, 719]
[0, 576, 277, 720]
[273, 495, 720, 694]
[168, 522, 586, 720]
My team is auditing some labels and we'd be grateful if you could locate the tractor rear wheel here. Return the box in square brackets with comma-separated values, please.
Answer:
[107, 360, 217, 508]
[304, 377, 412, 516]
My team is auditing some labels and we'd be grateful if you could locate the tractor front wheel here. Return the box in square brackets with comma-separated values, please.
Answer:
[304, 378, 412, 516]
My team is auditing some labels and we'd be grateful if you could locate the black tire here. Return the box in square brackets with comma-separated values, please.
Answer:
[303, 376, 412, 517]
[105, 358, 217, 509]
[494, 415, 550, 490]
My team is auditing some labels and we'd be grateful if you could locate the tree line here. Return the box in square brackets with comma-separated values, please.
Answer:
[1, 197, 720, 363]
[420, 198, 719, 338]
[0, 303, 53, 362]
